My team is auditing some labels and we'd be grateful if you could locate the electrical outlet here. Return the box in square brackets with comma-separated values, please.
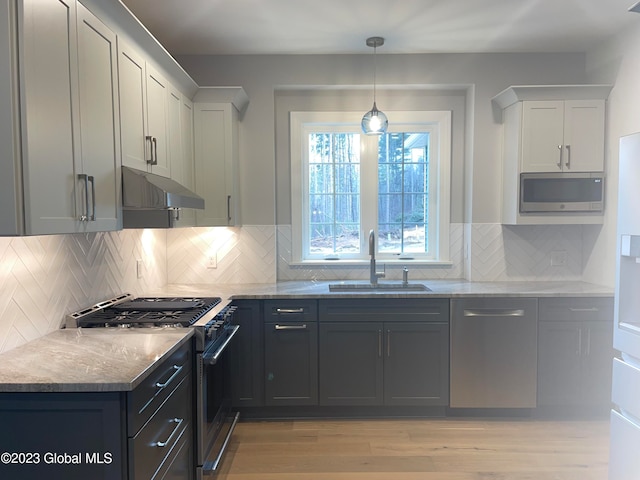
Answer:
[550, 250, 568, 267]
[136, 259, 143, 278]
[207, 254, 217, 269]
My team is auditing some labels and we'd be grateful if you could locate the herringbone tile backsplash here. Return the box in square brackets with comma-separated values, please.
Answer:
[0, 222, 585, 354]
[0, 230, 167, 353]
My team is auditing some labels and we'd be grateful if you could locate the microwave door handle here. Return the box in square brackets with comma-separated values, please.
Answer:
[565, 145, 571, 169]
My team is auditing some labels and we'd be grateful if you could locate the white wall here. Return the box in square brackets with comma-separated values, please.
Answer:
[178, 52, 607, 281]
[584, 22, 640, 287]
[177, 52, 588, 225]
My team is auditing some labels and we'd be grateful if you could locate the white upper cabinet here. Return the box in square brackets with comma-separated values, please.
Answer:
[75, 3, 121, 231]
[193, 87, 248, 227]
[0, 0, 121, 235]
[169, 87, 197, 227]
[520, 99, 605, 173]
[118, 42, 171, 178]
[493, 85, 612, 225]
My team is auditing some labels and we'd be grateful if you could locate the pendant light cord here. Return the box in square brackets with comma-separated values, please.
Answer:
[373, 43, 377, 106]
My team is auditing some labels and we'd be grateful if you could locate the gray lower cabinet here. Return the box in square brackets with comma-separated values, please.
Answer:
[537, 297, 614, 408]
[264, 300, 318, 406]
[0, 340, 193, 480]
[230, 300, 264, 407]
[318, 299, 449, 407]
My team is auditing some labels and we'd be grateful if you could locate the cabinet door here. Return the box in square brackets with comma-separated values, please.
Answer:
[146, 64, 170, 177]
[581, 320, 614, 407]
[118, 44, 149, 172]
[537, 321, 583, 406]
[167, 86, 182, 181]
[76, 4, 120, 231]
[21, 0, 81, 234]
[521, 101, 565, 172]
[230, 300, 263, 407]
[384, 322, 449, 406]
[173, 94, 196, 227]
[563, 100, 605, 172]
[194, 103, 236, 226]
[319, 322, 383, 406]
[264, 322, 318, 406]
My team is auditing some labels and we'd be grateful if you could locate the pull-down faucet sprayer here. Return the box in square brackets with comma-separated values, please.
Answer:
[368, 229, 385, 285]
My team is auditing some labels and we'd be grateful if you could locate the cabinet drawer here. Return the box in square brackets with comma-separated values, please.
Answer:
[319, 298, 449, 323]
[129, 374, 192, 480]
[128, 341, 192, 434]
[264, 300, 318, 322]
[539, 297, 613, 322]
[609, 410, 640, 480]
[612, 357, 640, 420]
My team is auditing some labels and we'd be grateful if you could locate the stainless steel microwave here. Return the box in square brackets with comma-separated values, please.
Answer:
[519, 172, 604, 213]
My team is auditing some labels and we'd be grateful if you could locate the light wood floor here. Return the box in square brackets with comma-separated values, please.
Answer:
[216, 417, 610, 480]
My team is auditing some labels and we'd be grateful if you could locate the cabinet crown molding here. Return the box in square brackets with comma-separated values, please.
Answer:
[492, 84, 613, 109]
[193, 87, 249, 112]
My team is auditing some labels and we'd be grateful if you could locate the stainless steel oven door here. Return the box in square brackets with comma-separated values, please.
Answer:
[196, 325, 240, 479]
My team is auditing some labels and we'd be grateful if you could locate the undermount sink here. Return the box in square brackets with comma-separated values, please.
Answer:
[328, 282, 431, 292]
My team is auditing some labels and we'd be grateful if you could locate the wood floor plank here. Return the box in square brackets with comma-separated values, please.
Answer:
[216, 418, 609, 480]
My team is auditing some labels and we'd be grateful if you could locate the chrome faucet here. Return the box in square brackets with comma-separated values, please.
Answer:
[368, 229, 385, 285]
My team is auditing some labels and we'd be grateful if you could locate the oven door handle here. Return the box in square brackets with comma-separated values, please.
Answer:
[202, 325, 240, 365]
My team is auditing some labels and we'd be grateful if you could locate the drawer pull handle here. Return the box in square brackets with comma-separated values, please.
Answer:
[463, 309, 525, 317]
[156, 365, 183, 389]
[569, 307, 599, 312]
[156, 418, 184, 448]
[138, 365, 184, 415]
[275, 324, 307, 330]
[275, 308, 305, 314]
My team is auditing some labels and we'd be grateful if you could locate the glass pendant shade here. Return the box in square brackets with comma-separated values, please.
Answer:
[361, 102, 388, 135]
[361, 36, 387, 135]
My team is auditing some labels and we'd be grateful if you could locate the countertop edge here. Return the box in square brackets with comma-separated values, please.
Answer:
[0, 329, 194, 394]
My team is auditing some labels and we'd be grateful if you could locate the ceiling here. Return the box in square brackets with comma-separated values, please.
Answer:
[120, 0, 640, 56]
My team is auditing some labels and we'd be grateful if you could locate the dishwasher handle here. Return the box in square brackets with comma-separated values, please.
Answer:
[463, 309, 525, 317]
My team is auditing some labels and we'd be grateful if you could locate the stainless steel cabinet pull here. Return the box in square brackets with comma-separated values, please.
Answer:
[586, 328, 591, 356]
[274, 324, 307, 330]
[387, 330, 391, 357]
[151, 137, 158, 165]
[378, 330, 383, 357]
[276, 308, 305, 314]
[78, 174, 89, 221]
[156, 364, 183, 389]
[145, 135, 154, 164]
[88, 175, 96, 221]
[156, 418, 183, 447]
[565, 145, 571, 169]
[577, 328, 582, 356]
[463, 309, 525, 317]
[557, 144, 563, 169]
[569, 307, 599, 312]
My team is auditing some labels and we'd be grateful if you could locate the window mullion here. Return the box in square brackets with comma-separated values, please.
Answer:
[360, 135, 378, 258]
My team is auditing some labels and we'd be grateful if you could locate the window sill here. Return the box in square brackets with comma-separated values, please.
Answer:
[289, 259, 454, 268]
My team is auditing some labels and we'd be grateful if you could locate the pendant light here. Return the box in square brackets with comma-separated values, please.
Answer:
[361, 36, 388, 135]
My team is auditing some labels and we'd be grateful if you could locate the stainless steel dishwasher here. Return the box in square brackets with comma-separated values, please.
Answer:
[450, 298, 538, 408]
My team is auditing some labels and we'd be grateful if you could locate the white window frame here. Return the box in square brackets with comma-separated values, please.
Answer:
[290, 110, 451, 265]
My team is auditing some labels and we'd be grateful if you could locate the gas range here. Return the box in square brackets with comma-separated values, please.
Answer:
[65, 293, 236, 351]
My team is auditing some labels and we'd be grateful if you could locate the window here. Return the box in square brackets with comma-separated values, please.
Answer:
[291, 111, 451, 264]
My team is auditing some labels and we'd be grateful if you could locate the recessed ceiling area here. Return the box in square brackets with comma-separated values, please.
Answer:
[120, 0, 639, 56]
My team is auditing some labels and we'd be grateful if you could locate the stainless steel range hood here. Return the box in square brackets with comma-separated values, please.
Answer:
[122, 166, 204, 228]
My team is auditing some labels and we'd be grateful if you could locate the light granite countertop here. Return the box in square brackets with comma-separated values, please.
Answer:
[0, 280, 612, 394]
[0, 328, 193, 393]
[151, 279, 614, 301]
